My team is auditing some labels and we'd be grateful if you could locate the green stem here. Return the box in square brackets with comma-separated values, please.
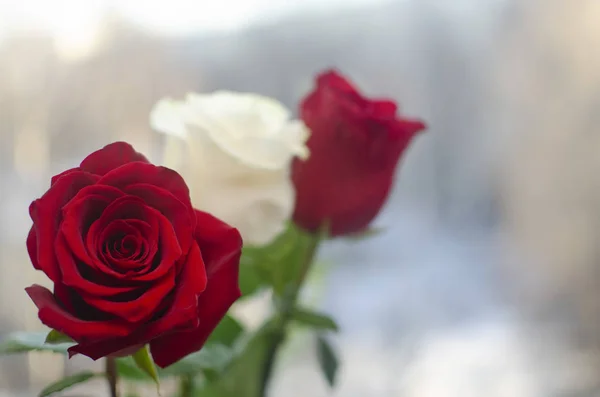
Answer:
[179, 374, 194, 397]
[106, 357, 119, 397]
[259, 232, 322, 397]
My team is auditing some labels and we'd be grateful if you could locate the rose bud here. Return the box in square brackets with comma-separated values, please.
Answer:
[292, 69, 426, 236]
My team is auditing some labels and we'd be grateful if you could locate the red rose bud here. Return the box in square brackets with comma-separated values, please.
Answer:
[292, 70, 426, 236]
[25, 142, 242, 368]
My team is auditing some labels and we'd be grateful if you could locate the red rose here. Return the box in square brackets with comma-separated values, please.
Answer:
[292, 70, 426, 236]
[25, 142, 242, 367]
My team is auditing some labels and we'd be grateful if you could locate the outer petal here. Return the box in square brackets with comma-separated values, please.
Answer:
[150, 98, 189, 139]
[83, 271, 175, 323]
[317, 69, 367, 108]
[150, 210, 242, 367]
[194, 170, 293, 246]
[26, 228, 39, 270]
[370, 100, 398, 118]
[29, 171, 99, 281]
[99, 162, 194, 223]
[80, 142, 149, 176]
[69, 241, 207, 360]
[50, 168, 80, 186]
[25, 285, 133, 340]
[192, 210, 242, 287]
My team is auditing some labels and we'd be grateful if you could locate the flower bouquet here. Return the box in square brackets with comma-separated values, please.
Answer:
[0, 69, 425, 397]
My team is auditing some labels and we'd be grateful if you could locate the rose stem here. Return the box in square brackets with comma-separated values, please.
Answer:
[179, 374, 194, 397]
[105, 357, 119, 397]
[259, 228, 323, 397]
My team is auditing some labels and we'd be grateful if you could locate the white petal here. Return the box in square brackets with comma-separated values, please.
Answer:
[150, 98, 190, 138]
[151, 91, 309, 246]
[185, 91, 291, 137]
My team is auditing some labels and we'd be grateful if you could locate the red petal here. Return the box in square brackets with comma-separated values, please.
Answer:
[57, 231, 138, 297]
[98, 162, 194, 222]
[25, 284, 133, 341]
[125, 183, 194, 255]
[98, 220, 151, 271]
[26, 227, 39, 270]
[60, 187, 124, 268]
[370, 100, 397, 118]
[318, 69, 360, 95]
[80, 142, 149, 176]
[150, 211, 241, 368]
[83, 270, 175, 323]
[70, 242, 207, 361]
[50, 168, 80, 186]
[391, 117, 427, 139]
[29, 171, 99, 281]
[193, 210, 243, 278]
[93, 219, 158, 279]
[85, 199, 180, 282]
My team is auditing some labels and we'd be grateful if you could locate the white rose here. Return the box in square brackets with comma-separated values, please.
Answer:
[150, 91, 310, 246]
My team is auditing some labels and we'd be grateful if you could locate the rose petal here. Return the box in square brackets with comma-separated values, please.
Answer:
[390, 118, 427, 141]
[192, 210, 243, 278]
[318, 69, 366, 106]
[318, 69, 359, 94]
[80, 142, 149, 176]
[150, 211, 241, 367]
[54, 283, 118, 323]
[84, 195, 151, 259]
[69, 241, 207, 361]
[84, 200, 179, 282]
[57, 232, 138, 297]
[369, 100, 397, 118]
[25, 284, 133, 341]
[26, 227, 39, 271]
[61, 187, 125, 267]
[125, 183, 194, 255]
[83, 269, 175, 323]
[128, 212, 183, 281]
[98, 162, 194, 222]
[29, 171, 99, 281]
[50, 168, 80, 186]
[101, 219, 156, 273]
[83, 197, 162, 277]
[98, 220, 145, 270]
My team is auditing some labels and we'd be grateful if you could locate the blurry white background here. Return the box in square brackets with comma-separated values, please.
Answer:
[1, 0, 600, 396]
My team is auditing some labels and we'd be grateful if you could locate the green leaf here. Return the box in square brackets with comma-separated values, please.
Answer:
[131, 345, 160, 391]
[207, 315, 244, 347]
[316, 336, 338, 387]
[237, 223, 313, 296]
[269, 224, 317, 295]
[201, 368, 220, 383]
[160, 344, 233, 376]
[116, 357, 149, 381]
[44, 330, 73, 345]
[38, 371, 98, 396]
[238, 261, 265, 298]
[117, 344, 235, 382]
[0, 332, 73, 355]
[194, 321, 280, 397]
[292, 308, 339, 332]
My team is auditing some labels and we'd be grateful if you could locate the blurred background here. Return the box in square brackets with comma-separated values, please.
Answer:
[1, 0, 600, 396]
